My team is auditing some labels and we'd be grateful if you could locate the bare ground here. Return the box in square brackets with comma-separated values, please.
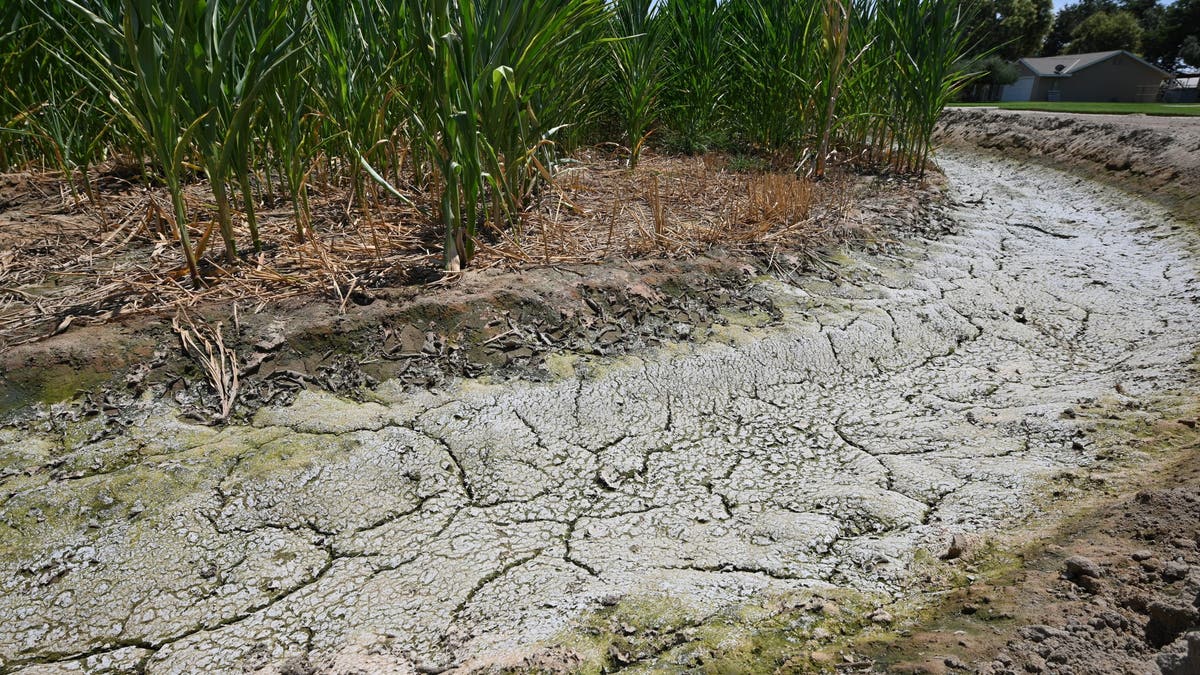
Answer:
[936, 107, 1200, 223]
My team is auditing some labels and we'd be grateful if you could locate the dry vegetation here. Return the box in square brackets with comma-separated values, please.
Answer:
[0, 151, 870, 350]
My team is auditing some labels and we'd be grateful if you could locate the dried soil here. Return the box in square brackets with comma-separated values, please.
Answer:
[936, 108, 1200, 222]
[863, 417, 1200, 675]
[850, 109, 1200, 675]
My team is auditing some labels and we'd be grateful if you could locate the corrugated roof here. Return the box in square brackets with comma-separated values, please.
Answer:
[1019, 50, 1167, 78]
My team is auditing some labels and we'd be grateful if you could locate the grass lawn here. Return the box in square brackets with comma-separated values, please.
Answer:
[951, 101, 1200, 117]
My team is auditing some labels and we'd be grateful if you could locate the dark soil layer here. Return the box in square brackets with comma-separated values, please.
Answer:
[936, 108, 1200, 223]
[0, 256, 779, 421]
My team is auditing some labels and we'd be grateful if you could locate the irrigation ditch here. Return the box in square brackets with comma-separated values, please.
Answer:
[1, 126, 1199, 674]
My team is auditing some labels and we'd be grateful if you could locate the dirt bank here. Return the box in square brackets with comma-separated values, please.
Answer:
[0, 161, 940, 425]
[936, 108, 1200, 223]
[857, 397, 1200, 675]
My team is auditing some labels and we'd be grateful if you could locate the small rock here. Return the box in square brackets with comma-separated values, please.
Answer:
[944, 655, 969, 670]
[1064, 555, 1103, 580]
[811, 627, 832, 640]
[1022, 625, 1069, 643]
[869, 609, 893, 624]
[1172, 538, 1197, 550]
[595, 466, 621, 491]
[1163, 561, 1190, 582]
[1077, 575, 1105, 594]
[1023, 653, 1046, 672]
[597, 594, 622, 607]
[607, 643, 633, 665]
[279, 656, 315, 675]
[1146, 602, 1200, 647]
[942, 533, 969, 560]
[1132, 550, 1154, 561]
[1157, 631, 1200, 675]
[962, 603, 979, 615]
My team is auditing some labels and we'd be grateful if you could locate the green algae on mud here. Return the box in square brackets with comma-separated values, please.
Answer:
[545, 589, 892, 673]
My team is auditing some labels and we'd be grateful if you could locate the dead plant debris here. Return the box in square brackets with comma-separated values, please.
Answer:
[0, 150, 893, 351]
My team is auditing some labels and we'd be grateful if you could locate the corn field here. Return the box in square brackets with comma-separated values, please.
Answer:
[0, 0, 975, 283]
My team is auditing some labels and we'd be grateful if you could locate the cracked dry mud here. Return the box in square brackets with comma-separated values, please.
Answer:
[2, 151, 1199, 674]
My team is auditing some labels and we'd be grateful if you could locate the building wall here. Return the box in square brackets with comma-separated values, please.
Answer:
[1031, 76, 1057, 102]
[1000, 63, 1038, 102]
[1054, 53, 1164, 102]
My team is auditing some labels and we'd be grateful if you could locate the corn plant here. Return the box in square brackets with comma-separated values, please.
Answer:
[23, 82, 114, 205]
[609, 0, 666, 169]
[811, 0, 851, 178]
[310, 0, 410, 208]
[877, 0, 976, 173]
[405, 0, 609, 270]
[264, 61, 317, 241]
[726, 0, 819, 153]
[41, 0, 213, 283]
[659, 0, 728, 154]
[184, 0, 305, 260]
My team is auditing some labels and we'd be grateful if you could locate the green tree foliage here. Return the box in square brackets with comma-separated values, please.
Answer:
[971, 0, 1055, 60]
[1161, 0, 1200, 68]
[1042, 0, 1116, 55]
[1182, 36, 1200, 68]
[956, 55, 1020, 101]
[1069, 10, 1143, 53]
[1044, 0, 1199, 69]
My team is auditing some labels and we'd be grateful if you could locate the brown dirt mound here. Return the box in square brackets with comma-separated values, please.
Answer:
[936, 108, 1200, 223]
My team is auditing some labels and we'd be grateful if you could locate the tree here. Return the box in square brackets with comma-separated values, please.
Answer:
[1161, 0, 1200, 69]
[971, 0, 1055, 60]
[1042, 0, 1118, 55]
[1069, 10, 1144, 53]
[1182, 36, 1200, 68]
[1122, 0, 1169, 65]
[957, 55, 1021, 101]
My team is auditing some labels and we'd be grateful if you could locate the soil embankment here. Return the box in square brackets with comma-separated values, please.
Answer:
[936, 107, 1200, 223]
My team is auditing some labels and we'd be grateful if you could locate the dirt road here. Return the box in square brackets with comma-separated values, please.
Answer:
[1, 150, 1198, 674]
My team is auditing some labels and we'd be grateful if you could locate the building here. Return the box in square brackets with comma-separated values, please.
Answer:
[1163, 76, 1199, 103]
[1000, 50, 1168, 103]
